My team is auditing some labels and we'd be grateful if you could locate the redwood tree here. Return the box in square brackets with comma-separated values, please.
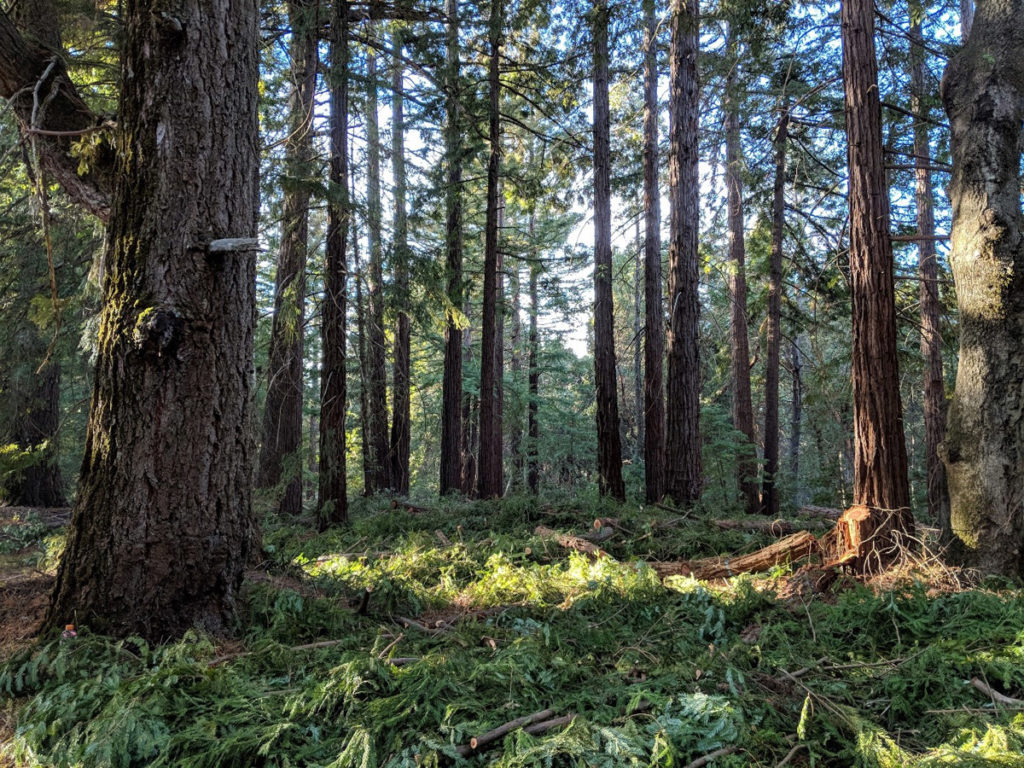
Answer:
[48, 0, 260, 638]
[841, 0, 912, 572]
[664, 0, 702, 505]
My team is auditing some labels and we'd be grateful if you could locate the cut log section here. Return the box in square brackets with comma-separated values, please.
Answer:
[651, 531, 820, 580]
[534, 525, 608, 558]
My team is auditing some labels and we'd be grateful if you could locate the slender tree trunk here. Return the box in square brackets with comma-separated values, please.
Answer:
[256, 0, 318, 515]
[841, 0, 913, 572]
[462, 324, 478, 494]
[477, 0, 503, 499]
[353, 207, 373, 494]
[789, 338, 803, 503]
[4, 361, 65, 506]
[642, 0, 665, 504]
[364, 42, 390, 493]
[318, 0, 349, 528]
[48, 0, 259, 639]
[528, 258, 540, 495]
[940, 0, 1024, 576]
[910, 12, 950, 538]
[510, 256, 524, 487]
[493, 191, 506, 493]
[592, 0, 625, 500]
[390, 28, 411, 495]
[961, 0, 974, 40]
[762, 104, 788, 518]
[439, 0, 463, 495]
[724, 45, 758, 515]
[633, 214, 644, 460]
[665, 0, 702, 505]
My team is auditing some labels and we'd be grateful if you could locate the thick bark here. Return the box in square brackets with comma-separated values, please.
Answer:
[364, 42, 391, 493]
[3, 361, 65, 507]
[724, 50, 758, 515]
[48, 0, 259, 638]
[528, 261, 540, 494]
[940, 0, 1024, 576]
[664, 0, 702, 505]
[961, 0, 974, 40]
[910, 13, 950, 537]
[256, 0, 319, 515]
[841, 0, 913, 573]
[762, 106, 788, 518]
[477, 0, 503, 499]
[439, 0, 463, 495]
[390, 29, 411, 495]
[318, 0, 350, 528]
[643, 0, 665, 504]
[0, 8, 113, 221]
[592, 0, 625, 501]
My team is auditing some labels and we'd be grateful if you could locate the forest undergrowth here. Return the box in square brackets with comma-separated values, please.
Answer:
[2, 495, 1024, 767]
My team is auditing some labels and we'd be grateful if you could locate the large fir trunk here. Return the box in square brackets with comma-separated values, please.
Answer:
[390, 30, 411, 496]
[4, 361, 65, 507]
[364, 43, 391, 493]
[841, 0, 913, 572]
[439, 0, 463, 495]
[910, 14, 949, 537]
[642, 0, 665, 504]
[318, 0, 349, 528]
[48, 0, 259, 638]
[761, 106, 788, 518]
[256, 0, 318, 515]
[724, 49, 758, 515]
[665, 0, 702, 505]
[940, 0, 1024, 576]
[477, 0, 503, 499]
[592, 0, 625, 500]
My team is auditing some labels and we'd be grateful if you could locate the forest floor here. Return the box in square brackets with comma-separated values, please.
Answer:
[2, 495, 1024, 767]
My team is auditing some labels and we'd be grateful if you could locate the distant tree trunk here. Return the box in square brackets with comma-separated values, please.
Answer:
[633, 214, 644, 460]
[665, 0, 702, 505]
[940, 0, 1024, 576]
[724, 46, 758, 515]
[528, 259, 540, 494]
[390, 29, 411, 496]
[642, 0, 665, 504]
[353, 207, 373, 494]
[477, 0, 503, 499]
[318, 0, 350, 528]
[4, 361, 65, 506]
[48, 0, 260, 639]
[462, 324, 478, 494]
[439, 0, 463, 495]
[761, 104, 788, 518]
[494, 194, 506, 493]
[789, 338, 803, 503]
[841, 0, 913, 572]
[510, 256, 524, 487]
[592, 0, 625, 501]
[256, 0, 318, 515]
[910, 11, 950, 538]
[364, 42, 390, 493]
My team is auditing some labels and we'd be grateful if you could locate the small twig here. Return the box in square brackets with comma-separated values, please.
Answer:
[683, 745, 738, 768]
[395, 615, 446, 635]
[454, 708, 555, 757]
[774, 743, 806, 768]
[523, 713, 575, 736]
[971, 676, 1024, 706]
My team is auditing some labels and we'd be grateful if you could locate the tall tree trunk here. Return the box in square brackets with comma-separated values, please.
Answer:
[4, 361, 65, 506]
[510, 255, 524, 487]
[789, 337, 803, 504]
[493, 190, 506, 493]
[665, 0, 702, 505]
[256, 0, 318, 515]
[462, 324, 478, 494]
[762, 104, 788, 518]
[364, 41, 391, 493]
[48, 0, 260, 639]
[318, 0, 350, 528]
[724, 46, 758, 515]
[910, 10, 950, 538]
[642, 0, 665, 504]
[841, 0, 913, 573]
[633, 214, 644, 460]
[477, 0, 503, 499]
[390, 28, 411, 495]
[940, 0, 1024, 576]
[592, 0, 625, 500]
[353, 204, 373, 494]
[528, 258, 540, 495]
[439, 0, 463, 495]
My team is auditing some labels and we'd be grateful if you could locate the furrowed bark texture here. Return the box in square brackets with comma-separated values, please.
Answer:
[439, 0, 463, 496]
[256, 0, 318, 515]
[910, 13, 950, 537]
[940, 0, 1024, 576]
[762, 106, 788, 518]
[390, 29, 411, 495]
[318, 0, 349, 528]
[841, 0, 913, 572]
[643, 0, 665, 504]
[724, 52, 757, 515]
[48, 0, 260, 638]
[592, 0, 625, 501]
[665, 0, 702, 505]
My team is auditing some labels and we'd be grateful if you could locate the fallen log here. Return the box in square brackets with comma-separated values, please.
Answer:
[650, 530, 819, 580]
[797, 505, 842, 520]
[714, 518, 832, 536]
[391, 499, 432, 514]
[534, 526, 608, 558]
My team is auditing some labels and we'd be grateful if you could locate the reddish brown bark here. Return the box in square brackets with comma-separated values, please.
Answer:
[841, 0, 913, 572]
[664, 0, 702, 505]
